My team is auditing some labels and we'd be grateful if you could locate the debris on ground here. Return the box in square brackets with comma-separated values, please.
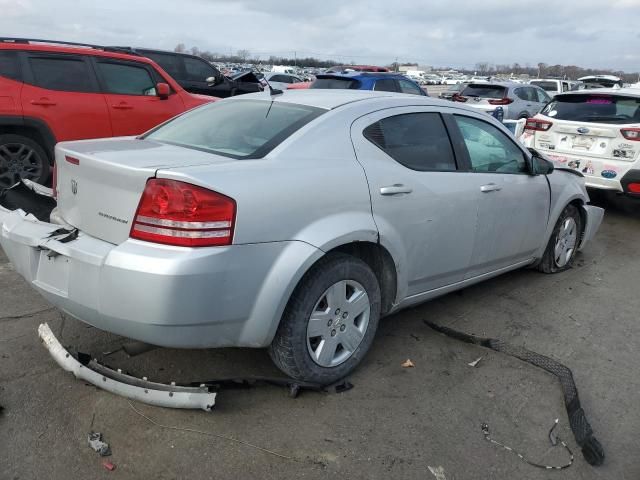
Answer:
[467, 356, 484, 367]
[401, 359, 415, 368]
[128, 401, 293, 460]
[481, 420, 574, 470]
[102, 460, 116, 471]
[428, 465, 447, 479]
[88, 431, 112, 457]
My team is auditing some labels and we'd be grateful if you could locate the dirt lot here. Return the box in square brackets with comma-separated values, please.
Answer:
[1, 193, 638, 480]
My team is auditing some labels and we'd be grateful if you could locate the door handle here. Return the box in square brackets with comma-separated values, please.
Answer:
[30, 99, 56, 106]
[380, 184, 413, 196]
[480, 183, 502, 193]
[112, 103, 133, 110]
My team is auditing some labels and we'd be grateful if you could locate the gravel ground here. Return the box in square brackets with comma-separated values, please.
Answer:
[0, 193, 638, 479]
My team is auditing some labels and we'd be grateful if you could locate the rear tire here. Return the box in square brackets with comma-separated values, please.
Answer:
[268, 253, 381, 383]
[0, 134, 50, 189]
[538, 204, 583, 273]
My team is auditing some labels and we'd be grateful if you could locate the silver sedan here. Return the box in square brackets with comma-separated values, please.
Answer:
[0, 90, 604, 383]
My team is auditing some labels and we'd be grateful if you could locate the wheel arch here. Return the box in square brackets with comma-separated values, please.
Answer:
[0, 116, 56, 163]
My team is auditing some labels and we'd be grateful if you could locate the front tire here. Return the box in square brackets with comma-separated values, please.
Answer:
[268, 253, 381, 383]
[538, 204, 583, 273]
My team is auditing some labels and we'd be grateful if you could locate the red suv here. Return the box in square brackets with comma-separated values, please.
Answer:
[0, 38, 216, 188]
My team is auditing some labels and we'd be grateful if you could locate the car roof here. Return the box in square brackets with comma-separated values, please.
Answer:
[227, 89, 447, 110]
[0, 38, 154, 64]
[556, 87, 640, 97]
[317, 72, 413, 80]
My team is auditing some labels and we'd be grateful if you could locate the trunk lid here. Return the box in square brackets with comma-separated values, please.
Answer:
[55, 138, 237, 245]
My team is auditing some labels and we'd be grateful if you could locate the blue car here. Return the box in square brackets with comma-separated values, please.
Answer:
[311, 71, 428, 96]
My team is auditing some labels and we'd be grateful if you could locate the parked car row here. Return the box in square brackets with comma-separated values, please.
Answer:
[0, 38, 217, 188]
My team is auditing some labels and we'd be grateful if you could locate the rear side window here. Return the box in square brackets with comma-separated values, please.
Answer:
[145, 99, 325, 159]
[533, 88, 551, 104]
[184, 57, 216, 82]
[28, 56, 94, 92]
[311, 77, 361, 89]
[541, 94, 640, 124]
[530, 81, 557, 92]
[363, 113, 457, 171]
[0, 51, 21, 81]
[141, 51, 183, 79]
[461, 84, 506, 99]
[374, 79, 398, 92]
[97, 62, 156, 96]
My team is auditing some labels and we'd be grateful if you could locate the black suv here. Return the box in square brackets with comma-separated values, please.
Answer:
[133, 49, 263, 98]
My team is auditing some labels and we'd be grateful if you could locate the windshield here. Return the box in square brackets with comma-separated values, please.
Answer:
[311, 77, 361, 89]
[145, 100, 325, 158]
[541, 94, 640, 124]
[530, 81, 558, 92]
[461, 84, 506, 99]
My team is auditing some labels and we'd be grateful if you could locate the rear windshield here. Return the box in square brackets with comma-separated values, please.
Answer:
[460, 84, 506, 99]
[144, 99, 325, 158]
[541, 94, 640, 124]
[530, 81, 557, 92]
[311, 77, 361, 89]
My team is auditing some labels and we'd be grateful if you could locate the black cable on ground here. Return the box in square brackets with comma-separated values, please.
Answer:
[424, 320, 605, 467]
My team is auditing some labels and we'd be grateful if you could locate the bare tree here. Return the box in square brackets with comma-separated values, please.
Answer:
[475, 62, 489, 74]
[237, 49, 250, 62]
[174, 43, 186, 53]
[537, 62, 547, 78]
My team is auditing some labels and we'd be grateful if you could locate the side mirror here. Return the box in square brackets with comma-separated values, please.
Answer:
[156, 82, 170, 100]
[532, 154, 554, 175]
[206, 75, 222, 86]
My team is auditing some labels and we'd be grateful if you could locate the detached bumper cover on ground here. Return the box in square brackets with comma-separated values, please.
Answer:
[37, 323, 217, 411]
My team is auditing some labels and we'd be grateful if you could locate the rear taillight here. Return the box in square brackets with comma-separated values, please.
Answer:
[130, 179, 236, 247]
[525, 118, 553, 132]
[628, 183, 640, 194]
[621, 128, 640, 141]
[452, 93, 467, 102]
[488, 98, 514, 105]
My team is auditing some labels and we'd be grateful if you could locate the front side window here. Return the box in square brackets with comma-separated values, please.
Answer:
[398, 79, 423, 95]
[145, 99, 325, 159]
[184, 57, 216, 82]
[363, 113, 457, 171]
[97, 62, 156, 95]
[28, 56, 94, 92]
[454, 116, 527, 174]
[0, 51, 21, 81]
[374, 79, 398, 92]
[541, 94, 640, 124]
[533, 88, 551, 104]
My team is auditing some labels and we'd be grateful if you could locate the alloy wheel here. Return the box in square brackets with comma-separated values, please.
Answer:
[0, 142, 45, 189]
[306, 279, 371, 367]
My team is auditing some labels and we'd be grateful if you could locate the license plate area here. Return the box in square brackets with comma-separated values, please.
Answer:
[34, 250, 70, 297]
[571, 135, 596, 150]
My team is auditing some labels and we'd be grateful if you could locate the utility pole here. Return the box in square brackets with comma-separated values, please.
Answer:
[395, 57, 398, 72]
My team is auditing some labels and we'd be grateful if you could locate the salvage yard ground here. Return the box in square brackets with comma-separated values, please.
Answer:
[0, 194, 638, 480]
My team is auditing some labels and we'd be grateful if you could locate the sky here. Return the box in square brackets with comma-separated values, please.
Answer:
[2, 0, 639, 72]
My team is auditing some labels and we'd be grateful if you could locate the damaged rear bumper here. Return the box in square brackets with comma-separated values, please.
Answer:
[38, 323, 217, 411]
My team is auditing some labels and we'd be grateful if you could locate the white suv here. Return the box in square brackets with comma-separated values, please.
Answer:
[529, 79, 573, 97]
[522, 88, 640, 196]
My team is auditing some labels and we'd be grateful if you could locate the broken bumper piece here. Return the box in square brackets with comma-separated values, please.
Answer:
[37, 323, 216, 411]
